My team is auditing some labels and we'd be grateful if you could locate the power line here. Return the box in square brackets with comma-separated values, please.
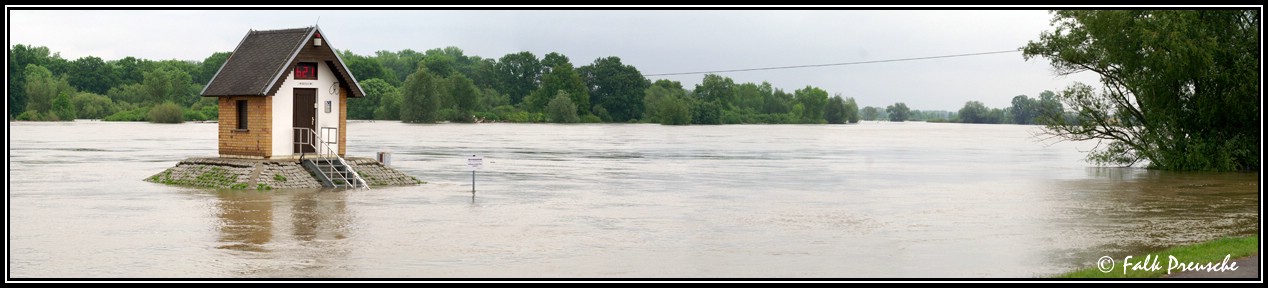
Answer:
[644, 49, 1021, 77]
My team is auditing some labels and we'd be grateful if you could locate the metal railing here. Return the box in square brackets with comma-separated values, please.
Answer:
[294, 127, 369, 190]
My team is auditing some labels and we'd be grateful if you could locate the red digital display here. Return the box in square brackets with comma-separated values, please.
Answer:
[295, 63, 317, 80]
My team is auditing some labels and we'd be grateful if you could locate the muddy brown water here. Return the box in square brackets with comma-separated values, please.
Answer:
[7, 121, 1258, 278]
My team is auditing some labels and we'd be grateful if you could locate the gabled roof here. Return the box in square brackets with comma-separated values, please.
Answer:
[201, 26, 364, 98]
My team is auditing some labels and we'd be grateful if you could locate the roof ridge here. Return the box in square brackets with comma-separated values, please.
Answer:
[250, 27, 314, 34]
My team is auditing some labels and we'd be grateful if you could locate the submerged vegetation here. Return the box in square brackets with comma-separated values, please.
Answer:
[147, 166, 241, 189]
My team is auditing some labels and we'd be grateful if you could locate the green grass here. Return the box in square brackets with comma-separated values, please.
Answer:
[1055, 235, 1258, 278]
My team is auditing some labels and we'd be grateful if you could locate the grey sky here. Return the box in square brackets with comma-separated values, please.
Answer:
[8, 8, 1101, 111]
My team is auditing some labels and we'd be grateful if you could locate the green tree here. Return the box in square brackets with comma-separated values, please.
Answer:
[191, 96, 218, 120]
[196, 52, 231, 84]
[1010, 95, 1038, 124]
[988, 108, 1007, 124]
[657, 96, 691, 125]
[1036, 90, 1063, 123]
[350, 78, 396, 119]
[958, 101, 992, 124]
[468, 58, 499, 90]
[546, 90, 580, 123]
[527, 59, 588, 114]
[23, 64, 75, 117]
[8, 49, 23, 118]
[540, 52, 571, 74]
[643, 84, 690, 125]
[68, 56, 115, 94]
[374, 49, 423, 86]
[495, 51, 542, 105]
[340, 51, 394, 86]
[52, 91, 76, 120]
[421, 51, 458, 79]
[694, 74, 735, 108]
[110, 56, 150, 86]
[449, 74, 480, 117]
[793, 86, 829, 124]
[400, 66, 442, 123]
[376, 89, 402, 120]
[578, 56, 650, 122]
[9, 45, 59, 117]
[690, 99, 722, 125]
[106, 83, 148, 105]
[1023, 10, 1259, 171]
[886, 102, 910, 122]
[732, 82, 767, 113]
[861, 106, 879, 121]
[477, 88, 510, 112]
[824, 95, 848, 124]
[71, 92, 117, 119]
[843, 96, 860, 123]
[142, 65, 194, 106]
[763, 87, 792, 115]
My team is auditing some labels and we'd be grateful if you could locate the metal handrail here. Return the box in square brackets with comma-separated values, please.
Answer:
[294, 127, 369, 190]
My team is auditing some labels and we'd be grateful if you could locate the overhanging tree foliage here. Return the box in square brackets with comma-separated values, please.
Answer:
[1023, 10, 1259, 171]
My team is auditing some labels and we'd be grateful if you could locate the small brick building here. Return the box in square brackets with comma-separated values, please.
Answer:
[201, 26, 364, 159]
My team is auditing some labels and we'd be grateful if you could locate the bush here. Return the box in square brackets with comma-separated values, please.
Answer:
[690, 101, 721, 125]
[103, 106, 150, 121]
[472, 111, 500, 122]
[491, 105, 517, 119]
[148, 102, 184, 123]
[720, 110, 745, 124]
[71, 92, 118, 119]
[591, 105, 611, 122]
[435, 108, 470, 123]
[581, 114, 603, 123]
[503, 111, 543, 123]
[192, 97, 218, 120]
[15, 110, 59, 121]
[200, 104, 218, 119]
[658, 97, 691, 125]
[546, 92, 579, 123]
[182, 109, 208, 122]
[52, 92, 76, 120]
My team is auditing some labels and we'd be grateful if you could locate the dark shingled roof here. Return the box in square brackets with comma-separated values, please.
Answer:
[201, 27, 364, 98]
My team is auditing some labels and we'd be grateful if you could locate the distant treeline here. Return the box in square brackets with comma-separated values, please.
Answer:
[8, 44, 1056, 125]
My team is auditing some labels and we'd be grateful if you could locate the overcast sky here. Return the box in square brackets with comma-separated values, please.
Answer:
[8, 8, 1102, 111]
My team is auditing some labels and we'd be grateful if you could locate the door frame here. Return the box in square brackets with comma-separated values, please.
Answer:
[293, 88, 318, 154]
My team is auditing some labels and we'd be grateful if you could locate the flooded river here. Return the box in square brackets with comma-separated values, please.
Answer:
[7, 121, 1258, 278]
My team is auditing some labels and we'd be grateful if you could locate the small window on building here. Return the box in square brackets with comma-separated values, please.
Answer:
[295, 62, 317, 80]
[236, 100, 248, 130]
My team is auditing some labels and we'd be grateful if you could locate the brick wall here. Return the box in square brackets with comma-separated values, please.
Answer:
[218, 96, 273, 158]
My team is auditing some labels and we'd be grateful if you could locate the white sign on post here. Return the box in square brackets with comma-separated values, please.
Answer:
[467, 155, 484, 171]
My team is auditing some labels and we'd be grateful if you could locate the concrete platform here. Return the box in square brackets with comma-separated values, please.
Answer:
[146, 157, 423, 190]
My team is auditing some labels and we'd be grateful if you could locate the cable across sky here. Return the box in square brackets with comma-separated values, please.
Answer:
[643, 49, 1021, 77]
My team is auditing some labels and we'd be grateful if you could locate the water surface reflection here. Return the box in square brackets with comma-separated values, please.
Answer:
[212, 189, 353, 277]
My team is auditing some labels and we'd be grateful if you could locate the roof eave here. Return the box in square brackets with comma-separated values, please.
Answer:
[319, 26, 366, 98]
[260, 27, 317, 96]
[200, 28, 256, 97]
